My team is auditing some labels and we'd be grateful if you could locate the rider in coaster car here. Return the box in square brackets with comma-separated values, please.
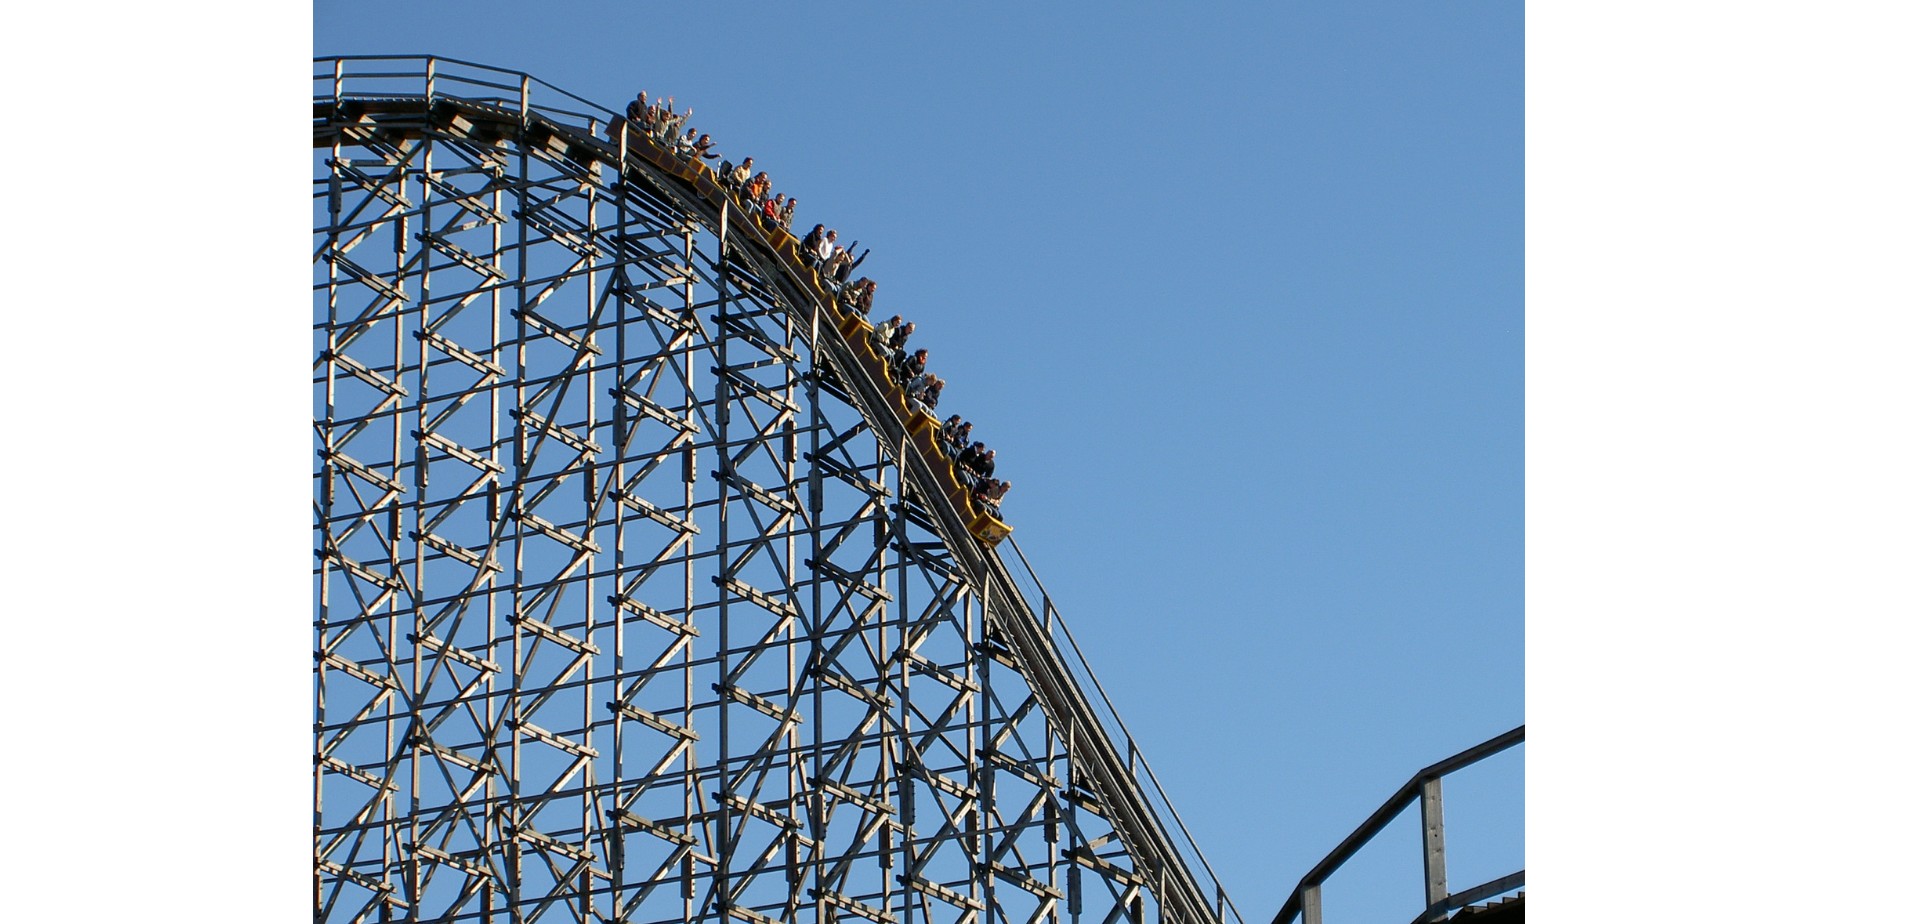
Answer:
[894, 348, 927, 385]
[956, 442, 986, 488]
[726, 157, 753, 189]
[850, 279, 875, 316]
[976, 479, 1010, 514]
[870, 315, 901, 353]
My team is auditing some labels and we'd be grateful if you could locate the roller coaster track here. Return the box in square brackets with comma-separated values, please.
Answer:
[313, 56, 1236, 924]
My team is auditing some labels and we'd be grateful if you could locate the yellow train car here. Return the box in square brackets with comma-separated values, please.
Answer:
[756, 213, 796, 252]
[970, 511, 1013, 547]
[608, 119, 725, 205]
[691, 162, 720, 196]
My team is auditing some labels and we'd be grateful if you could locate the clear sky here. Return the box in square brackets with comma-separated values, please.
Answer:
[315, 2, 1524, 919]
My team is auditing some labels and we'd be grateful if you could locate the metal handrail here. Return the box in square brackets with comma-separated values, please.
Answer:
[314, 54, 616, 123]
[1003, 538, 1248, 924]
[1270, 726, 1524, 924]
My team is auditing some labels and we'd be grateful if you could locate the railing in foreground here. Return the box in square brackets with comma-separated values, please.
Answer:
[1269, 726, 1524, 924]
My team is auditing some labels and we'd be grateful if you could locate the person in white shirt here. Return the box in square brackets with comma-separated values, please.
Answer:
[869, 315, 901, 352]
[727, 157, 753, 189]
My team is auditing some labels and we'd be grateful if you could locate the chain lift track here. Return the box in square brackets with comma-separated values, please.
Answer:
[314, 56, 1238, 924]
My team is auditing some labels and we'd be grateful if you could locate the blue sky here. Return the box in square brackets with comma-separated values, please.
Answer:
[316, 2, 1523, 918]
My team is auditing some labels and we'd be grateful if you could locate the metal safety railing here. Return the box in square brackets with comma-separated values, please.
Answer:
[1269, 726, 1524, 924]
[1002, 538, 1249, 924]
[315, 55, 615, 138]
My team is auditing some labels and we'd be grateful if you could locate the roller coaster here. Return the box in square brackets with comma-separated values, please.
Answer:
[313, 56, 1519, 924]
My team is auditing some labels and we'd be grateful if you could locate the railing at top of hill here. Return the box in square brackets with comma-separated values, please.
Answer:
[317, 54, 616, 135]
